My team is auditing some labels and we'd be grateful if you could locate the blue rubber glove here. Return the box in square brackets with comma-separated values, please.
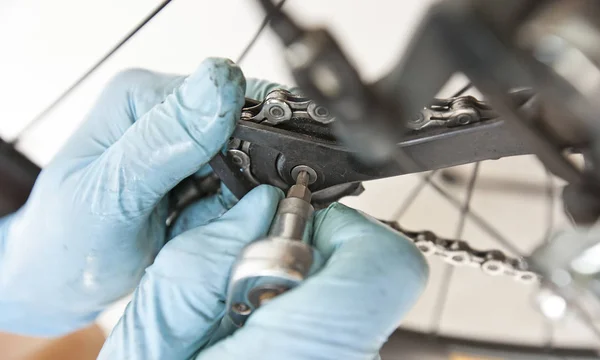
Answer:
[98, 198, 428, 360]
[0, 58, 287, 336]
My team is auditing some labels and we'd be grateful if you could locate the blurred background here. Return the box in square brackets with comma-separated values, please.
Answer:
[0, 0, 597, 357]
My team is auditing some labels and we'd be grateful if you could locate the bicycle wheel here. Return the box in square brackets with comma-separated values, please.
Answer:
[345, 157, 599, 358]
[330, 82, 599, 358]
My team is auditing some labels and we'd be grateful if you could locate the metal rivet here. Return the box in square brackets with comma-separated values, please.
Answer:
[411, 113, 425, 123]
[457, 114, 471, 124]
[315, 106, 329, 117]
[269, 106, 285, 118]
[232, 303, 251, 315]
[232, 154, 242, 165]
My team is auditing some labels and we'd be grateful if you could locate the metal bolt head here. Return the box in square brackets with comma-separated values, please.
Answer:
[232, 302, 251, 315]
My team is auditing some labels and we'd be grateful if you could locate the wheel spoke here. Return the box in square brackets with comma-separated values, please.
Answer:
[423, 174, 523, 256]
[392, 171, 437, 221]
[542, 169, 555, 244]
[451, 82, 473, 98]
[543, 318, 555, 350]
[541, 169, 557, 351]
[430, 266, 455, 334]
[430, 163, 480, 333]
[13, 0, 175, 144]
[568, 298, 600, 341]
[236, 0, 287, 64]
[454, 162, 480, 238]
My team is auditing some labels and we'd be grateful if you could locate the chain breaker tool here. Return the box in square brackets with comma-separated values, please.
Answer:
[226, 170, 315, 327]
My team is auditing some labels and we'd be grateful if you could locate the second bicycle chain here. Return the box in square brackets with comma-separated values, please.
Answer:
[380, 220, 538, 284]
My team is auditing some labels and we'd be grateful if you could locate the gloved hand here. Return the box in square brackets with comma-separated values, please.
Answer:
[0, 57, 288, 336]
[98, 197, 428, 360]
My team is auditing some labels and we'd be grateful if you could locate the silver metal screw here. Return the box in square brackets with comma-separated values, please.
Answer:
[232, 302, 251, 315]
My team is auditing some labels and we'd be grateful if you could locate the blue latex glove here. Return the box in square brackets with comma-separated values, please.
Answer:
[98, 197, 428, 360]
[0, 58, 288, 336]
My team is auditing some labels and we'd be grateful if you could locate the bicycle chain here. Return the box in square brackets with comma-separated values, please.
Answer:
[241, 89, 335, 124]
[380, 221, 539, 284]
[240, 89, 497, 128]
[236, 89, 540, 284]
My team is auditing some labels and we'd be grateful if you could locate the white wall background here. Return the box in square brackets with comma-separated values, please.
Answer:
[0, 0, 597, 350]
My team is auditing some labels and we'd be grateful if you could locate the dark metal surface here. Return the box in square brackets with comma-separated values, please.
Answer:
[258, 0, 417, 167]
[0, 139, 40, 216]
[376, 0, 585, 186]
[232, 117, 531, 192]
[381, 328, 599, 359]
[563, 183, 600, 225]
[166, 174, 221, 227]
[208, 152, 255, 199]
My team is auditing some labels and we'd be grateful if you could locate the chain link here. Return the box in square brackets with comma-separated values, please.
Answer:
[241, 89, 498, 129]
[380, 220, 539, 284]
[239, 89, 540, 284]
[407, 96, 497, 130]
[241, 89, 335, 125]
